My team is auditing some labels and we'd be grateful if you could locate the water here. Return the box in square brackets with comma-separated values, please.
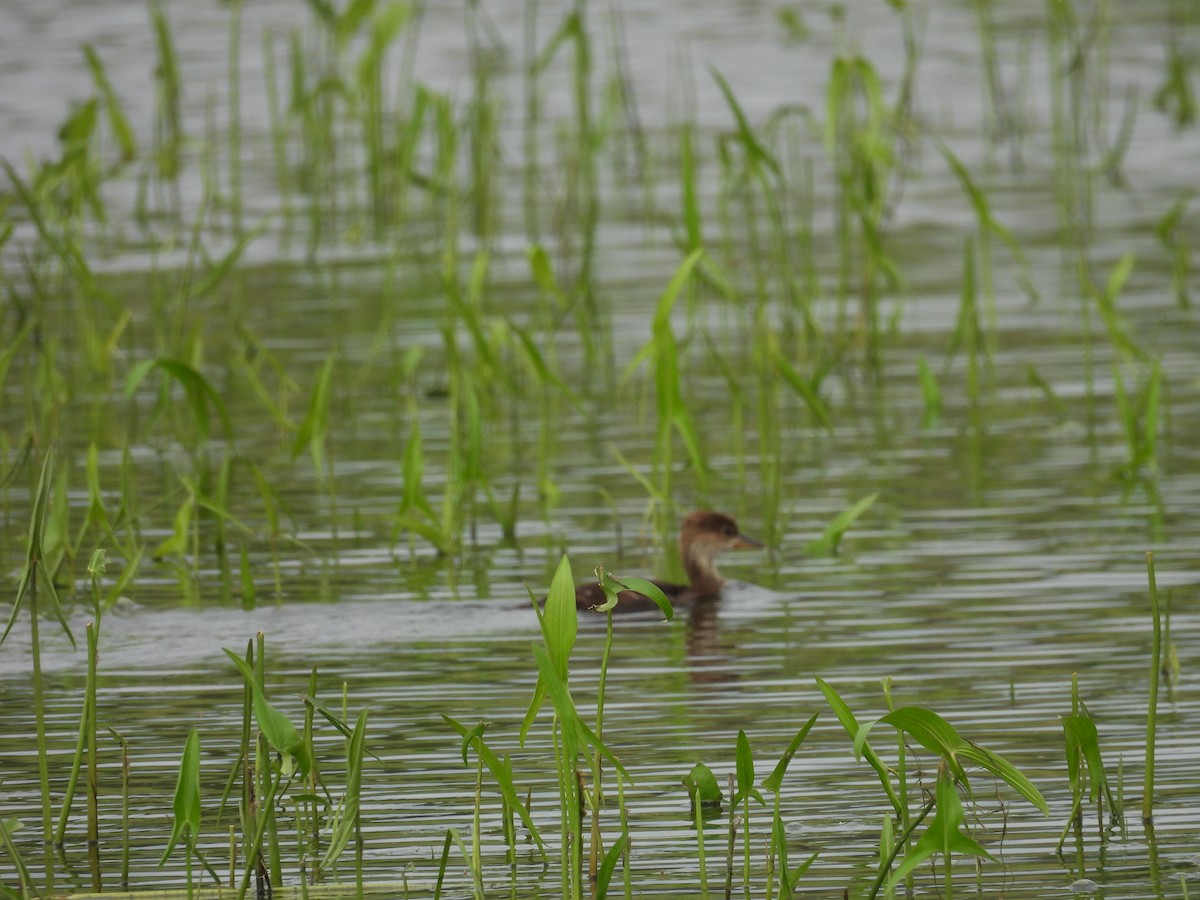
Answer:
[2, 0, 1200, 897]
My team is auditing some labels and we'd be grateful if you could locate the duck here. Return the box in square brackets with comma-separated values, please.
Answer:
[574, 510, 763, 611]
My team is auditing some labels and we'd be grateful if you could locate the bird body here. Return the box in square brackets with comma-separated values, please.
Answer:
[574, 511, 762, 611]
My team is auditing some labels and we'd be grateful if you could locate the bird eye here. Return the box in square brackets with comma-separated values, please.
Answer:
[722, 525, 736, 536]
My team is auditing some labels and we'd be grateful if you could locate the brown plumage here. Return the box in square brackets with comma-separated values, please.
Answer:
[574, 511, 763, 611]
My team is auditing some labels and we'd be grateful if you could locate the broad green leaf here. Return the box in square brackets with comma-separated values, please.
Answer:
[881, 706, 966, 760]
[1105, 252, 1136, 302]
[223, 648, 310, 777]
[881, 705, 968, 785]
[531, 644, 630, 780]
[159, 728, 201, 865]
[683, 763, 722, 808]
[527, 244, 564, 303]
[608, 574, 674, 620]
[733, 730, 764, 807]
[959, 742, 1049, 815]
[519, 673, 548, 747]
[1062, 711, 1121, 819]
[542, 554, 577, 677]
[652, 247, 705, 334]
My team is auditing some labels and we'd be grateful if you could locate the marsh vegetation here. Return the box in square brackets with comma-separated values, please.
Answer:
[1, 0, 1198, 896]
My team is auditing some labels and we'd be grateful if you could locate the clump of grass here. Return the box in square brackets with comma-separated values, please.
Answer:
[1, 451, 75, 895]
[148, 0, 183, 192]
[622, 248, 709, 509]
[1057, 673, 1122, 854]
[520, 556, 632, 898]
[819, 679, 1048, 898]
[823, 53, 904, 367]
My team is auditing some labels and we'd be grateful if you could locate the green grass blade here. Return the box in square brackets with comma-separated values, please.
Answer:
[806, 493, 877, 556]
[762, 711, 820, 793]
[594, 831, 630, 900]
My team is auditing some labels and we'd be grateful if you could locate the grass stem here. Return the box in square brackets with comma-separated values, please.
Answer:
[1142, 551, 1161, 824]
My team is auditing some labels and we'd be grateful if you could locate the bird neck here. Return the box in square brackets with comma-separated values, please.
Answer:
[681, 540, 724, 596]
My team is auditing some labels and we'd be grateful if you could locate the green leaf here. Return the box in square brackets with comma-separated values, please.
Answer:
[935, 140, 1039, 302]
[509, 322, 584, 413]
[83, 44, 136, 161]
[806, 492, 877, 556]
[605, 574, 674, 620]
[1062, 712, 1121, 819]
[881, 706, 965, 760]
[786, 850, 820, 891]
[816, 678, 902, 816]
[152, 486, 194, 559]
[4, 450, 74, 650]
[733, 730, 764, 807]
[527, 244, 566, 307]
[880, 705, 968, 785]
[891, 765, 994, 886]
[442, 715, 546, 854]
[683, 763, 722, 808]
[771, 813, 791, 885]
[775, 352, 834, 434]
[159, 728, 201, 865]
[320, 709, 368, 870]
[594, 831, 630, 900]
[709, 66, 781, 176]
[541, 554, 577, 678]
[762, 711, 820, 793]
[1094, 253, 1144, 360]
[519, 673, 548, 748]
[652, 247, 705, 334]
[959, 742, 1049, 816]
[532, 643, 581, 763]
[456, 720, 490, 767]
[186, 225, 263, 303]
[223, 648, 310, 778]
[292, 354, 336, 463]
[124, 358, 233, 443]
[531, 644, 630, 780]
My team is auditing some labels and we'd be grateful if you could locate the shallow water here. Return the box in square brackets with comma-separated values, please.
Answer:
[2, 0, 1200, 897]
